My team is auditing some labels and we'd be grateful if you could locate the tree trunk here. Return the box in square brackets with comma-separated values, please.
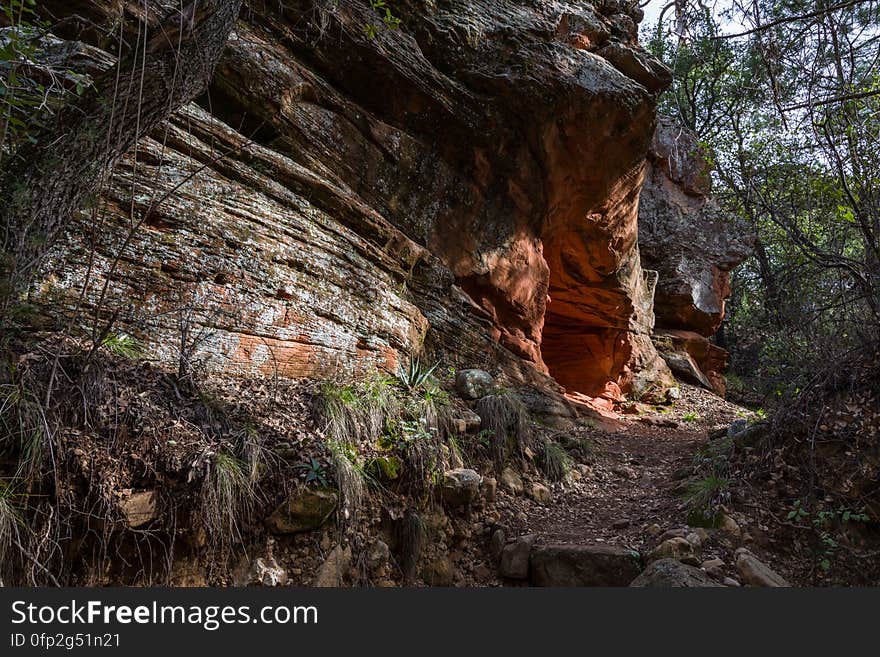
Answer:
[0, 0, 242, 315]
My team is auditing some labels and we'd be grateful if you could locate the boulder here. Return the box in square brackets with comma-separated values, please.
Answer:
[530, 544, 642, 587]
[455, 369, 495, 400]
[657, 349, 713, 390]
[266, 488, 338, 534]
[630, 558, 723, 587]
[640, 117, 754, 341]
[441, 468, 481, 507]
[735, 549, 790, 587]
[499, 535, 536, 580]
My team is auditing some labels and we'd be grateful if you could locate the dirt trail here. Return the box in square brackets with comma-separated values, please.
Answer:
[496, 384, 755, 565]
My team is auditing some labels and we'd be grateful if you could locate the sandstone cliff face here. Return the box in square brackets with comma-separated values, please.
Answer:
[638, 116, 754, 394]
[36, 0, 680, 401]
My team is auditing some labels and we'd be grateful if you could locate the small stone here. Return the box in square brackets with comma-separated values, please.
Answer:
[723, 577, 741, 587]
[421, 556, 455, 586]
[691, 527, 710, 542]
[649, 537, 700, 566]
[645, 523, 662, 537]
[575, 464, 593, 478]
[455, 369, 495, 399]
[365, 539, 390, 570]
[735, 548, 790, 587]
[314, 545, 351, 587]
[489, 528, 506, 561]
[441, 468, 481, 507]
[611, 464, 638, 479]
[500, 467, 524, 495]
[254, 556, 288, 587]
[685, 532, 702, 548]
[719, 513, 741, 537]
[658, 528, 688, 542]
[266, 488, 338, 534]
[450, 409, 482, 434]
[700, 557, 726, 579]
[481, 476, 497, 502]
[631, 558, 722, 587]
[499, 535, 536, 579]
[528, 482, 553, 504]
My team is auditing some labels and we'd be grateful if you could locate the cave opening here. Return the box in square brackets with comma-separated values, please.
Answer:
[535, 199, 647, 403]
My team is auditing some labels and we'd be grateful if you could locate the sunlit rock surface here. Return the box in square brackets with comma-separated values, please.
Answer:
[35, 1, 697, 400]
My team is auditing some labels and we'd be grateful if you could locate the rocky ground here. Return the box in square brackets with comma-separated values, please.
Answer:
[478, 385, 806, 587]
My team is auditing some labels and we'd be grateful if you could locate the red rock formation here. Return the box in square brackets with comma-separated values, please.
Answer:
[639, 117, 754, 394]
[33, 0, 679, 401]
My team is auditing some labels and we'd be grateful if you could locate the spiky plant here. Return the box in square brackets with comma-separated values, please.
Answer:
[685, 475, 730, 519]
[0, 383, 48, 478]
[101, 332, 144, 359]
[319, 371, 399, 446]
[201, 451, 254, 544]
[0, 480, 22, 573]
[396, 356, 438, 392]
[540, 440, 572, 482]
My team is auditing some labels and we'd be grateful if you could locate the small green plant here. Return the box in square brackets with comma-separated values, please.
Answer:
[296, 457, 329, 488]
[786, 499, 810, 522]
[682, 411, 700, 422]
[540, 440, 572, 482]
[101, 332, 143, 359]
[396, 356, 438, 392]
[319, 371, 400, 445]
[364, 0, 401, 38]
[684, 475, 730, 525]
[786, 500, 871, 574]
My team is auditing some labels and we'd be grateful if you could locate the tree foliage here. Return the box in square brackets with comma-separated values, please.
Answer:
[646, 0, 880, 403]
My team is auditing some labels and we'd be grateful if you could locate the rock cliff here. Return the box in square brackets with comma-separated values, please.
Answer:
[638, 116, 753, 394]
[31, 1, 742, 403]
